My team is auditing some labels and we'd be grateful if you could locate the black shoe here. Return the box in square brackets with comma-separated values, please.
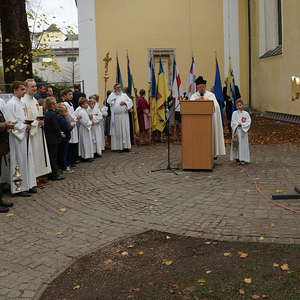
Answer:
[84, 158, 94, 162]
[0, 201, 13, 207]
[15, 191, 31, 197]
[28, 188, 37, 193]
[236, 159, 240, 165]
[241, 161, 245, 165]
[52, 176, 65, 181]
[70, 164, 77, 168]
[0, 205, 9, 213]
[74, 160, 80, 164]
[94, 153, 102, 158]
[123, 148, 131, 152]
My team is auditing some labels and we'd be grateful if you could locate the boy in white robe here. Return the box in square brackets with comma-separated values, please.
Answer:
[87, 99, 103, 156]
[61, 88, 82, 168]
[230, 99, 251, 165]
[22, 79, 52, 187]
[78, 97, 94, 162]
[4, 81, 36, 197]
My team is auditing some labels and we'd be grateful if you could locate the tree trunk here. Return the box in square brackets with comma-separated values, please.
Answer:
[0, 0, 33, 90]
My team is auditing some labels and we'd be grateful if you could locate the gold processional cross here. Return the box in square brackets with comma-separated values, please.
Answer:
[103, 52, 112, 82]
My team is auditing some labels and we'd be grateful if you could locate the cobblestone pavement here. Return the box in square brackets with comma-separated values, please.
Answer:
[1, 143, 300, 299]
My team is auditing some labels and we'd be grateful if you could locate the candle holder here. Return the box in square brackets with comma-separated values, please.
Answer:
[13, 165, 22, 192]
[25, 120, 34, 159]
[37, 116, 48, 167]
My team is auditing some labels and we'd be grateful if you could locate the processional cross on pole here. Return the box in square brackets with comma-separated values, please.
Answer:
[103, 52, 112, 99]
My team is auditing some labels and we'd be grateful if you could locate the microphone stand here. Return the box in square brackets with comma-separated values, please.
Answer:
[151, 100, 180, 175]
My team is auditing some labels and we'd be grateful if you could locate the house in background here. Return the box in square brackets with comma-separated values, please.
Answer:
[39, 24, 66, 42]
[32, 39, 80, 83]
[75, 0, 300, 117]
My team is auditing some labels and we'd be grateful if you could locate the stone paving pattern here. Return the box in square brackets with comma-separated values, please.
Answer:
[1, 143, 300, 299]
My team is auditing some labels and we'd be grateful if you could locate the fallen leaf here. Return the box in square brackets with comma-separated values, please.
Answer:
[71, 198, 74, 200]
[6, 214, 13, 217]
[185, 176, 190, 178]
[240, 213, 244, 216]
[66, 228, 73, 232]
[166, 236, 171, 239]
[59, 208, 66, 212]
[276, 190, 283, 193]
[258, 188, 262, 190]
[8, 253, 15, 256]
[56, 230, 62, 235]
[244, 278, 252, 284]
[239, 289, 245, 294]
[240, 170, 244, 172]
[137, 251, 144, 255]
[280, 264, 289, 271]
[149, 206, 153, 209]
[122, 251, 128, 256]
[262, 295, 269, 299]
[73, 285, 80, 289]
[205, 242, 211, 245]
[252, 295, 260, 299]
[76, 191, 80, 194]
[240, 253, 249, 258]
[104, 259, 113, 264]
[170, 289, 175, 294]
[206, 271, 212, 274]
[260, 237, 264, 240]
[273, 263, 279, 267]
[172, 284, 178, 290]
[237, 251, 243, 255]
[116, 250, 122, 253]
[129, 288, 140, 292]
[223, 253, 231, 256]
[162, 260, 172, 265]
[127, 245, 134, 248]
[154, 199, 158, 202]
[199, 283, 205, 286]
[198, 279, 206, 283]
[196, 223, 201, 226]
[270, 223, 275, 227]
[30, 243, 36, 246]
[207, 176, 212, 178]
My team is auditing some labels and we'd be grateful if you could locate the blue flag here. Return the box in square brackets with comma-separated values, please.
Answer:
[214, 58, 225, 127]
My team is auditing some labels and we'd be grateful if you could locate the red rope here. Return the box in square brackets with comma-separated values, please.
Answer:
[218, 156, 300, 214]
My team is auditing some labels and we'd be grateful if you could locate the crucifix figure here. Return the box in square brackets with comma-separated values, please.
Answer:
[103, 52, 112, 82]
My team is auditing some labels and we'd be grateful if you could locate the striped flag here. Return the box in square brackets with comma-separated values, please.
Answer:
[127, 56, 139, 133]
[185, 57, 197, 99]
[214, 57, 225, 127]
[150, 59, 157, 131]
[172, 59, 184, 112]
[116, 55, 124, 92]
[155, 58, 168, 132]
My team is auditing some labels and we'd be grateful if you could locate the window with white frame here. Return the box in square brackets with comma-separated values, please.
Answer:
[259, 0, 282, 59]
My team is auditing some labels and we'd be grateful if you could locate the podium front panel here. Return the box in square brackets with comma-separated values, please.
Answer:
[181, 100, 214, 170]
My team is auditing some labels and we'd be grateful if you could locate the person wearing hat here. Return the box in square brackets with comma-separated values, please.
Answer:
[190, 76, 226, 157]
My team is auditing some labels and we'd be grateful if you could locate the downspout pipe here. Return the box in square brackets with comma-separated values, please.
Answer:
[248, 0, 252, 113]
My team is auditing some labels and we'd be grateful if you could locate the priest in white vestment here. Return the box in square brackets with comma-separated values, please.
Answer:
[107, 83, 133, 151]
[190, 76, 226, 157]
[22, 79, 51, 185]
[4, 81, 36, 196]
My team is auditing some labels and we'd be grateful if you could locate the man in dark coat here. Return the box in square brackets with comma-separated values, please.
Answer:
[222, 77, 241, 135]
[72, 83, 86, 110]
[0, 110, 15, 213]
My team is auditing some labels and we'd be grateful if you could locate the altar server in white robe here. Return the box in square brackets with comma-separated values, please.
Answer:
[62, 88, 81, 167]
[22, 79, 51, 186]
[230, 99, 251, 164]
[107, 83, 133, 152]
[4, 81, 36, 196]
[87, 98, 103, 156]
[190, 76, 226, 157]
[78, 97, 94, 161]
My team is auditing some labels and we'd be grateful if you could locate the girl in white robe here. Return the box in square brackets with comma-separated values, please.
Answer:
[230, 99, 251, 164]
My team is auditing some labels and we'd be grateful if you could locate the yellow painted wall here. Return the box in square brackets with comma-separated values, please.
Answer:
[250, 0, 300, 114]
[93, 0, 225, 97]
[40, 31, 64, 42]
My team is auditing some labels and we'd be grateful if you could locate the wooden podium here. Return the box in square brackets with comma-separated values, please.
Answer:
[180, 100, 214, 170]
